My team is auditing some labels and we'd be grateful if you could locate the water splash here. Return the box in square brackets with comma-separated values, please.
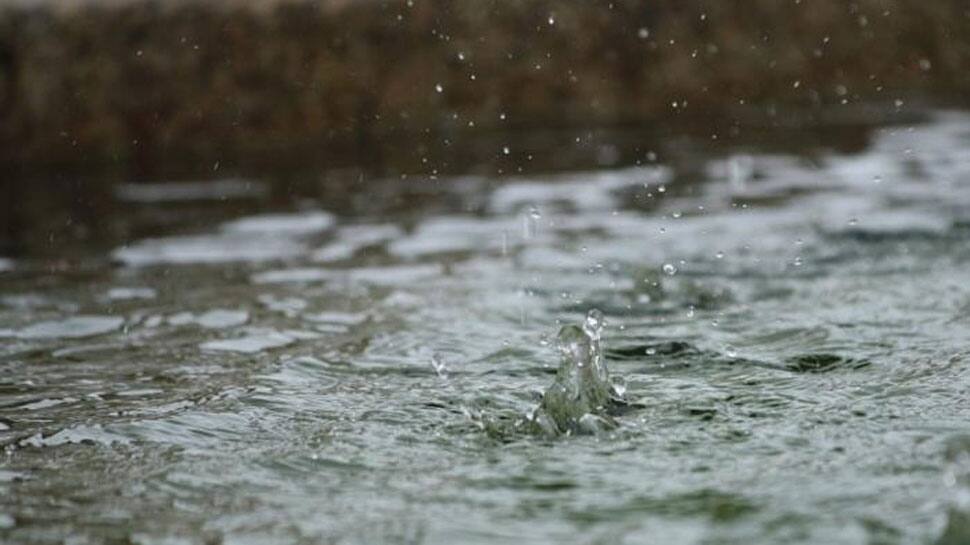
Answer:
[529, 309, 625, 436]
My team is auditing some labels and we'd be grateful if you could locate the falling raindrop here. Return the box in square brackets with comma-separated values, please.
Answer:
[523, 205, 541, 238]
[430, 354, 448, 378]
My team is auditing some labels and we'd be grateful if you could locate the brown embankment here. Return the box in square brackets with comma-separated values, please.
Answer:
[1, 0, 968, 173]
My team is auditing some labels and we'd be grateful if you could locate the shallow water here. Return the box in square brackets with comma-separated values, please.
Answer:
[3, 111, 970, 544]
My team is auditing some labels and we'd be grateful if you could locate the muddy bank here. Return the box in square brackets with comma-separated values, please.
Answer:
[1, 0, 968, 173]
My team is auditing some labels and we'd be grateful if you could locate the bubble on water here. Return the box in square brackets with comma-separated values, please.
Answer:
[715, 251, 725, 259]
[687, 305, 696, 318]
[848, 218, 858, 226]
[434, 83, 443, 93]
[457, 52, 465, 61]
[872, 175, 882, 184]
[645, 347, 657, 355]
[503, 146, 510, 155]
[638, 27, 650, 39]
[662, 263, 678, 276]
[547, 15, 555, 25]
[430, 354, 448, 378]
[725, 345, 738, 358]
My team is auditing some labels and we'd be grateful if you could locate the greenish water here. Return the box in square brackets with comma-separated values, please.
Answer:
[2, 111, 970, 544]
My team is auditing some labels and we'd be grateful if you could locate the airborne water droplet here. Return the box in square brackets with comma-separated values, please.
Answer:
[430, 354, 448, 378]
[612, 376, 627, 397]
[583, 308, 604, 341]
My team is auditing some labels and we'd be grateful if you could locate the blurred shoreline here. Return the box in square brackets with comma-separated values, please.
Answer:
[1, 0, 969, 176]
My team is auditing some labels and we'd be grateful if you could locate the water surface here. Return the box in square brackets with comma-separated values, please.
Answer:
[2, 111, 970, 544]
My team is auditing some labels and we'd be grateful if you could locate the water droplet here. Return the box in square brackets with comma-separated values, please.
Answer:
[687, 305, 695, 318]
[434, 83, 443, 93]
[430, 354, 448, 378]
[612, 376, 627, 398]
[583, 309, 604, 341]
[848, 218, 858, 226]
[502, 146, 510, 155]
[523, 206, 541, 238]
[457, 52, 465, 61]
[662, 263, 677, 276]
[725, 345, 738, 358]
[715, 251, 725, 259]
[638, 27, 650, 39]
[645, 347, 657, 355]
[872, 175, 882, 184]
[547, 15, 555, 25]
